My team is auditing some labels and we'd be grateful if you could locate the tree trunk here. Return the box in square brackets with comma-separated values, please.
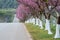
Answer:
[44, 13, 52, 34]
[38, 19, 43, 29]
[25, 19, 30, 23]
[35, 17, 39, 25]
[54, 16, 60, 38]
[38, 13, 43, 29]
[32, 17, 36, 24]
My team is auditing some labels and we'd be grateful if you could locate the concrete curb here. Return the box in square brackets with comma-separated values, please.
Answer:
[23, 23, 33, 40]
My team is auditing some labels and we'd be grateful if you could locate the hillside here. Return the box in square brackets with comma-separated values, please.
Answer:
[0, 0, 18, 9]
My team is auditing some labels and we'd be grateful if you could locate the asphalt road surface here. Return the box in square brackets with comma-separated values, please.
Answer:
[0, 23, 32, 40]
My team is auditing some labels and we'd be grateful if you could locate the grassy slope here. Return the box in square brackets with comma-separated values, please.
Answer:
[25, 23, 60, 40]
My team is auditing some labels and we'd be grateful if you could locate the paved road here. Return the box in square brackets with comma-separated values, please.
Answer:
[0, 23, 32, 40]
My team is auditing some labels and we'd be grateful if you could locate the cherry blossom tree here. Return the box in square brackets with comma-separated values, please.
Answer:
[16, 0, 40, 23]
[16, 0, 60, 38]
[47, 0, 60, 38]
[43, 0, 60, 38]
[16, 4, 31, 22]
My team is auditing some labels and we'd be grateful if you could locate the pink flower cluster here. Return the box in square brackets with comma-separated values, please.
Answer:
[16, 0, 39, 21]
[16, 0, 60, 22]
[16, 4, 31, 20]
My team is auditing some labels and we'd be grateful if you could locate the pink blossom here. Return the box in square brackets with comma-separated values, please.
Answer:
[16, 4, 31, 20]
[17, 0, 40, 11]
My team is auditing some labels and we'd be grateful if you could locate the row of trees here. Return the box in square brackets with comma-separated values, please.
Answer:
[16, 0, 60, 38]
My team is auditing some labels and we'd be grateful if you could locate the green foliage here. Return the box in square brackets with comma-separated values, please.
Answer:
[0, 0, 18, 8]
[43, 0, 48, 2]
[0, 9, 15, 22]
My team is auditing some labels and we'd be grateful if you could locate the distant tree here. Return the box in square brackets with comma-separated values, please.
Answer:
[0, 0, 18, 8]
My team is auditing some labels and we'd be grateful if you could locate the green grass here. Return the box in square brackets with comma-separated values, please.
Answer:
[25, 23, 60, 40]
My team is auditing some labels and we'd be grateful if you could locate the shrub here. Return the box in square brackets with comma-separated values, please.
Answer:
[0, 9, 15, 22]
